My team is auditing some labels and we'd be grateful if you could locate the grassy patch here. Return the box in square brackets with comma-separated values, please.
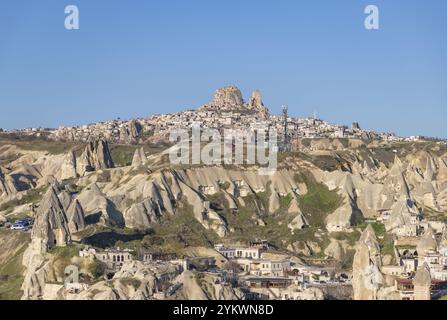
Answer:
[109, 144, 139, 167]
[0, 136, 82, 155]
[120, 278, 142, 289]
[296, 172, 342, 228]
[330, 230, 361, 247]
[0, 186, 48, 215]
[49, 244, 80, 280]
[151, 202, 219, 256]
[0, 229, 31, 300]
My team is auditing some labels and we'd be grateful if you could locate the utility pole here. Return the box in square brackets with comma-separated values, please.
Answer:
[282, 105, 289, 152]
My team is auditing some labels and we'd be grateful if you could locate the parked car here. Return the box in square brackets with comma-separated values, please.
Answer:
[15, 219, 30, 227]
[10, 223, 27, 230]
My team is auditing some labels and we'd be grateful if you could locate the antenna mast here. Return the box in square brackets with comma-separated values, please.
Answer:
[281, 105, 289, 152]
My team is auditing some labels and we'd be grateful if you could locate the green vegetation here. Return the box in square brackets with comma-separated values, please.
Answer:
[109, 144, 169, 167]
[330, 230, 361, 247]
[296, 172, 342, 228]
[0, 229, 31, 300]
[379, 233, 396, 262]
[339, 249, 355, 272]
[121, 278, 142, 289]
[109, 144, 139, 167]
[49, 244, 80, 280]
[86, 260, 106, 280]
[201, 171, 344, 257]
[150, 202, 220, 256]
[0, 136, 83, 155]
[0, 186, 48, 216]
[354, 222, 387, 238]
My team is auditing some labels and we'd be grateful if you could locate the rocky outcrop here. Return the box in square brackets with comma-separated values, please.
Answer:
[77, 140, 114, 176]
[212, 86, 244, 108]
[385, 196, 421, 233]
[247, 89, 269, 118]
[123, 197, 164, 230]
[120, 120, 142, 145]
[288, 201, 309, 232]
[66, 199, 86, 233]
[0, 167, 18, 197]
[416, 226, 437, 256]
[199, 86, 270, 119]
[131, 147, 147, 167]
[21, 185, 72, 300]
[30, 186, 71, 249]
[76, 183, 125, 228]
[324, 239, 345, 261]
[352, 225, 383, 300]
[59, 151, 77, 180]
[413, 263, 432, 300]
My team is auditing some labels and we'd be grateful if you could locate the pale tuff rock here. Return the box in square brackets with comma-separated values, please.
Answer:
[287, 200, 309, 232]
[76, 183, 124, 228]
[212, 86, 244, 108]
[104, 167, 307, 237]
[326, 176, 359, 232]
[416, 226, 437, 256]
[0, 167, 18, 197]
[173, 269, 244, 300]
[131, 147, 148, 167]
[77, 139, 114, 176]
[59, 260, 178, 300]
[288, 241, 319, 256]
[438, 187, 447, 212]
[248, 89, 263, 108]
[248, 89, 269, 118]
[66, 199, 86, 233]
[120, 177, 176, 230]
[123, 196, 165, 230]
[59, 151, 77, 180]
[288, 214, 308, 232]
[58, 190, 73, 211]
[198, 86, 270, 118]
[437, 157, 447, 182]
[352, 225, 384, 300]
[31, 186, 71, 249]
[21, 185, 72, 300]
[385, 196, 421, 232]
[424, 156, 436, 182]
[324, 239, 345, 261]
[413, 263, 432, 286]
[439, 228, 447, 249]
[119, 120, 142, 145]
[413, 263, 432, 300]
[379, 156, 411, 209]
[326, 200, 356, 233]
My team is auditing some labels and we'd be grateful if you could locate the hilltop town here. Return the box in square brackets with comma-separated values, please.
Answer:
[0, 86, 447, 300]
[5, 86, 443, 148]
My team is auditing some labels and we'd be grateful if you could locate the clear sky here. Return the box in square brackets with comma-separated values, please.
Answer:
[0, 0, 446, 138]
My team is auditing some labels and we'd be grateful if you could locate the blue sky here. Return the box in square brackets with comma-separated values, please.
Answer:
[0, 0, 446, 138]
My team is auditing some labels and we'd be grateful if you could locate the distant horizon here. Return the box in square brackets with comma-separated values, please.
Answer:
[1, 1, 446, 138]
[1, 85, 446, 140]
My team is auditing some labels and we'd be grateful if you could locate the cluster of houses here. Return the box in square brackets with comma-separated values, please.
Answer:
[213, 241, 350, 299]
[3, 84, 417, 147]
[75, 239, 350, 300]
[376, 203, 447, 300]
